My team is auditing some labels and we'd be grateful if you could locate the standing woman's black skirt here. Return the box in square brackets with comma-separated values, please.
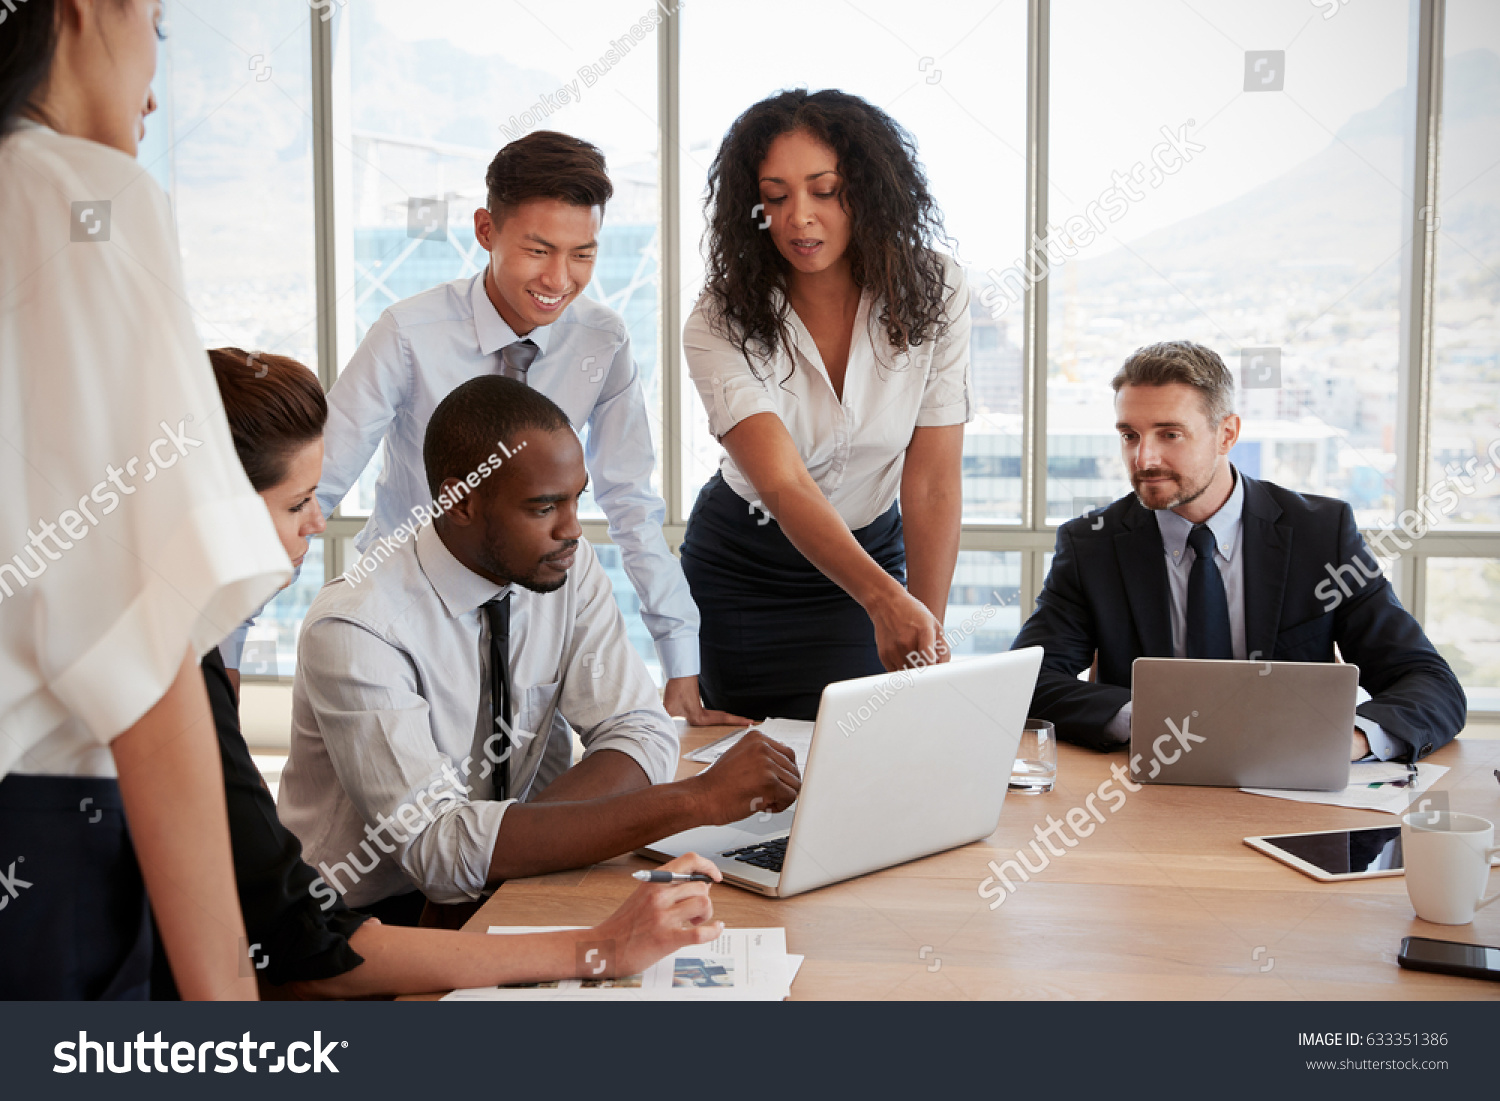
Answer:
[680, 472, 906, 721]
[0, 774, 153, 999]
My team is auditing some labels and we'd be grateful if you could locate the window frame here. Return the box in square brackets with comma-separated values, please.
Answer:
[275, 0, 1498, 718]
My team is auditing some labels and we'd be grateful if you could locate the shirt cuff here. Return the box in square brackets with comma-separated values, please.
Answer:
[1353, 715, 1401, 761]
[584, 721, 678, 786]
[1104, 702, 1132, 745]
[214, 575, 286, 672]
[914, 401, 973, 428]
[218, 623, 248, 669]
[655, 634, 701, 681]
[702, 375, 777, 440]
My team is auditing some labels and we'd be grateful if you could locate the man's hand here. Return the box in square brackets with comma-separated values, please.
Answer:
[1351, 727, 1370, 761]
[933, 624, 952, 665]
[866, 588, 943, 671]
[686, 731, 800, 826]
[585, 853, 723, 978]
[662, 675, 756, 727]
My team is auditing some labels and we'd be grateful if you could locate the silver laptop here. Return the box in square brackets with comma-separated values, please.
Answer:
[639, 648, 1044, 897]
[1129, 657, 1358, 791]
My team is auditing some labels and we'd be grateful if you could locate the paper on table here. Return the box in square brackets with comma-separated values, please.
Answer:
[1240, 761, 1449, 814]
[1344, 761, 1419, 785]
[442, 927, 794, 1001]
[685, 718, 815, 769]
[785, 954, 804, 987]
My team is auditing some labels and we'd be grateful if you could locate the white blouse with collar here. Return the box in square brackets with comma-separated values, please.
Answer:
[0, 122, 290, 779]
[684, 251, 972, 530]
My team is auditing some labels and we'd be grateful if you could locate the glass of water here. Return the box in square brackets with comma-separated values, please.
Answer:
[1009, 718, 1057, 794]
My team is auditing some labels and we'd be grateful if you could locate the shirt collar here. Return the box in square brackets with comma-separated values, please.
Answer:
[469, 271, 553, 358]
[415, 521, 510, 619]
[1155, 464, 1244, 563]
[778, 285, 875, 391]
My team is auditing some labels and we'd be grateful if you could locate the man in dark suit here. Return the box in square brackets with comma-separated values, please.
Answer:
[1013, 341, 1465, 761]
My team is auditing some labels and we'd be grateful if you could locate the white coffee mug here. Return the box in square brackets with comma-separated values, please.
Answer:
[1401, 811, 1500, 925]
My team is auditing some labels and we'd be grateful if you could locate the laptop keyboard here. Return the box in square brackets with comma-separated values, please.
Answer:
[722, 836, 787, 873]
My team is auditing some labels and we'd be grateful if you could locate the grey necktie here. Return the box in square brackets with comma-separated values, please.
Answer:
[499, 339, 539, 381]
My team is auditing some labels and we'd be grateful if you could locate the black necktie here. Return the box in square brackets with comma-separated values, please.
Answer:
[481, 593, 513, 800]
[1185, 524, 1233, 660]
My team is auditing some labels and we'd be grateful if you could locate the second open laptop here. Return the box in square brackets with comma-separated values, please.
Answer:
[639, 647, 1044, 898]
[1129, 657, 1359, 791]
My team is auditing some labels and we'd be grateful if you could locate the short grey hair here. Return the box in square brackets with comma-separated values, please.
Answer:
[1110, 341, 1235, 424]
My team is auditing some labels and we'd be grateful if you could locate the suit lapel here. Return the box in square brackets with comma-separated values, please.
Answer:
[1241, 475, 1291, 661]
[1114, 503, 1172, 657]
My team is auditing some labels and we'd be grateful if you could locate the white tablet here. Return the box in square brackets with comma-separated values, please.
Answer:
[1243, 825, 1403, 882]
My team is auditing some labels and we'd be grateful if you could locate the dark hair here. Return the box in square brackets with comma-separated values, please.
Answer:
[423, 376, 571, 502]
[207, 348, 328, 492]
[1111, 341, 1236, 424]
[702, 88, 953, 373]
[0, 0, 60, 138]
[485, 130, 613, 220]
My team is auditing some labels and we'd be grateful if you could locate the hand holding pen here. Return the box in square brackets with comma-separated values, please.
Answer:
[633, 869, 715, 883]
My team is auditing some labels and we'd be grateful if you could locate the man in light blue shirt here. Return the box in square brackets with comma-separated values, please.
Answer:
[249, 131, 743, 726]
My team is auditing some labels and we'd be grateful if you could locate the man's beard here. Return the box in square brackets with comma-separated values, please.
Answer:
[1131, 468, 1212, 511]
[474, 522, 573, 591]
[512, 569, 568, 595]
[481, 556, 570, 595]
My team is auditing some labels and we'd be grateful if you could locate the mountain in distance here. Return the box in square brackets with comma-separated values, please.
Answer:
[1069, 49, 1500, 299]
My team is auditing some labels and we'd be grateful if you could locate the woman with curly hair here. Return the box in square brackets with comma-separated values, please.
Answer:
[681, 89, 972, 721]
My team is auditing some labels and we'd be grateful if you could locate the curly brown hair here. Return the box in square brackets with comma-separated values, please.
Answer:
[701, 89, 954, 377]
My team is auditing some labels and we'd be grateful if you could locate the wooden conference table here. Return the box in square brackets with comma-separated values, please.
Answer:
[408, 725, 1500, 1001]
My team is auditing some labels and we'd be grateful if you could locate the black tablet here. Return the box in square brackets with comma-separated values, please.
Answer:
[1244, 825, 1404, 882]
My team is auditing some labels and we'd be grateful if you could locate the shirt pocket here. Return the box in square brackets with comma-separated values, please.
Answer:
[514, 680, 561, 751]
[514, 681, 570, 795]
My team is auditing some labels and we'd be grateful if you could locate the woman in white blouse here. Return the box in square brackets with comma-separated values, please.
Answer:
[0, 0, 291, 998]
[681, 89, 971, 721]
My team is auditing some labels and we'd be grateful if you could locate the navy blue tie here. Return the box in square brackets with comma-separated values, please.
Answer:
[1185, 525, 1233, 660]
